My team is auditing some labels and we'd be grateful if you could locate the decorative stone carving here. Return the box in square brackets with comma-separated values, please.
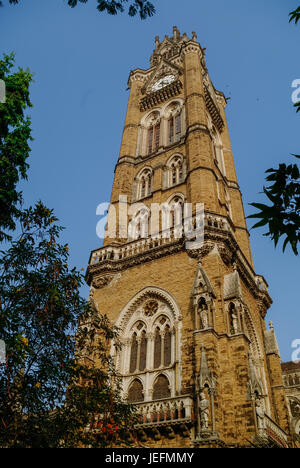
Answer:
[200, 306, 209, 330]
[192, 262, 215, 331]
[199, 392, 209, 431]
[144, 300, 159, 317]
[92, 275, 115, 289]
[230, 308, 239, 335]
[255, 398, 266, 432]
[196, 346, 217, 438]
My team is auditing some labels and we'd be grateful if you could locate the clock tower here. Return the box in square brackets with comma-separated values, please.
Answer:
[86, 27, 291, 448]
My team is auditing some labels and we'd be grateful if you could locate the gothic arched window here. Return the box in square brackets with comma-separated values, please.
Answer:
[129, 322, 147, 373]
[128, 379, 144, 403]
[136, 168, 152, 200]
[170, 156, 184, 186]
[153, 315, 173, 368]
[163, 154, 185, 190]
[128, 207, 149, 240]
[147, 120, 160, 154]
[153, 374, 171, 400]
[169, 195, 184, 228]
[167, 104, 182, 145]
[116, 291, 181, 403]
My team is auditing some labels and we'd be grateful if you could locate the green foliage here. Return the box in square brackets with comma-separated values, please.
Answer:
[0, 53, 33, 242]
[294, 101, 300, 113]
[0, 0, 156, 19]
[248, 156, 300, 255]
[289, 6, 300, 24]
[249, 7, 300, 256]
[0, 202, 135, 447]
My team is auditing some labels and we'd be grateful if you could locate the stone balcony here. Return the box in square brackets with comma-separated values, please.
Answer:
[263, 414, 289, 448]
[134, 395, 194, 440]
[88, 211, 234, 266]
[86, 211, 270, 304]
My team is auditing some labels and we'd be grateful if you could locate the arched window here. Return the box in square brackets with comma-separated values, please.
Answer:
[128, 207, 149, 240]
[169, 196, 184, 228]
[116, 290, 180, 403]
[147, 119, 160, 154]
[170, 156, 183, 186]
[163, 155, 185, 190]
[167, 104, 182, 145]
[136, 168, 152, 200]
[153, 315, 173, 368]
[129, 322, 147, 373]
[153, 374, 171, 400]
[128, 379, 144, 403]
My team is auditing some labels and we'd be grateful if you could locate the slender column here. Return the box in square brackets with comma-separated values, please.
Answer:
[136, 337, 142, 371]
[160, 331, 165, 367]
[146, 333, 155, 370]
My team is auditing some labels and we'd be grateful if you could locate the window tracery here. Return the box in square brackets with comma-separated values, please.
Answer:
[137, 100, 185, 156]
[115, 289, 181, 403]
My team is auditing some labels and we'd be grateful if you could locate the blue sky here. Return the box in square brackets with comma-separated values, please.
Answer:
[0, 0, 299, 361]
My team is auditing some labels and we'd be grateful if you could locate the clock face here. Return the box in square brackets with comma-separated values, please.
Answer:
[151, 74, 175, 92]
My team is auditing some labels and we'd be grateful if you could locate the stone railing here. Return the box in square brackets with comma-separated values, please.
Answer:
[264, 414, 288, 448]
[89, 212, 234, 266]
[134, 395, 194, 426]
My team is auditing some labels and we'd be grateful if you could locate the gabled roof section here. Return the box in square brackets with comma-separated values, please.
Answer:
[223, 270, 243, 300]
[143, 58, 183, 95]
[192, 262, 216, 298]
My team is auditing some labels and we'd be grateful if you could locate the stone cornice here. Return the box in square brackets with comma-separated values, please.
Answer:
[180, 41, 203, 59]
[86, 217, 272, 314]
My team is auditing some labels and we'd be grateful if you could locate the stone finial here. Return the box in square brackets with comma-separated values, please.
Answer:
[173, 26, 180, 40]
[192, 31, 197, 41]
[155, 35, 159, 50]
[269, 321, 274, 330]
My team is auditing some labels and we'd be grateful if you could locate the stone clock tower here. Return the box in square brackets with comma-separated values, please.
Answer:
[86, 27, 291, 448]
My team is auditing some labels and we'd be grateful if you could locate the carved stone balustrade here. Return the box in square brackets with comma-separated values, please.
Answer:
[134, 395, 194, 436]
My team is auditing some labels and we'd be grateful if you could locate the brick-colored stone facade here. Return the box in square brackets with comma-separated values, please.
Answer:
[86, 27, 291, 448]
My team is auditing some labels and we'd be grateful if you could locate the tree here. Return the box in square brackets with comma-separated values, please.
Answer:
[0, 53, 33, 242]
[0, 202, 136, 448]
[248, 156, 300, 255]
[289, 6, 300, 25]
[249, 7, 300, 255]
[0, 0, 156, 19]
